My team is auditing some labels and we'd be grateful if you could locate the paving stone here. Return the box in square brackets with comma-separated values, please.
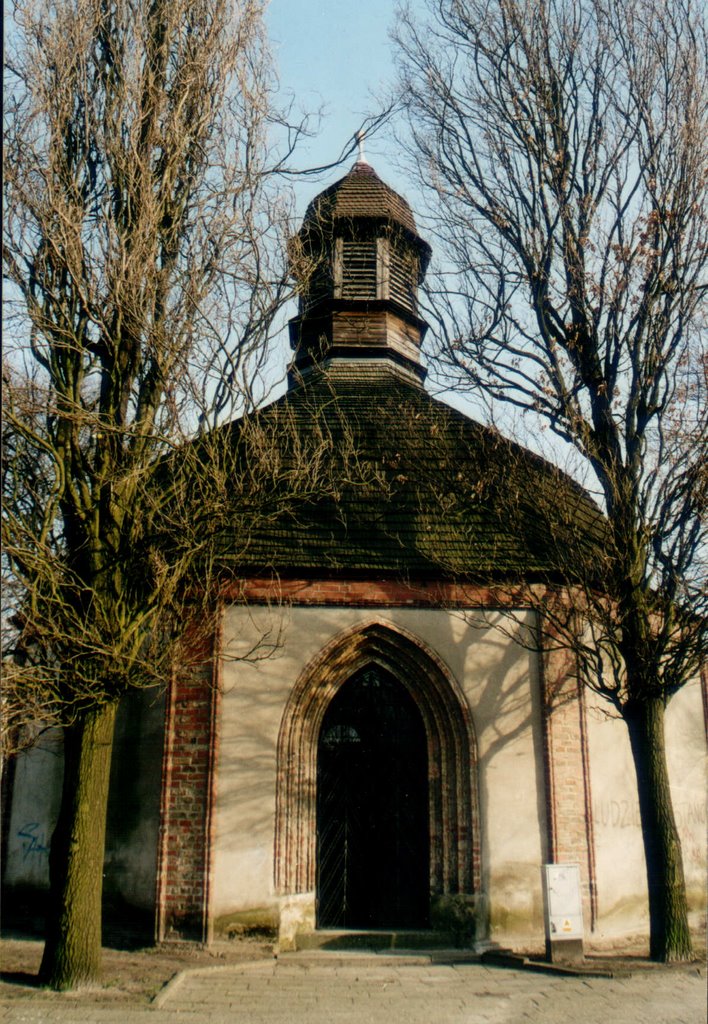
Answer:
[1, 958, 705, 1024]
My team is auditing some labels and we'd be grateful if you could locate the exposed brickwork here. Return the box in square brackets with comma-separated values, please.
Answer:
[227, 576, 533, 609]
[155, 644, 220, 943]
[540, 638, 598, 931]
[154, 575, 602, 944]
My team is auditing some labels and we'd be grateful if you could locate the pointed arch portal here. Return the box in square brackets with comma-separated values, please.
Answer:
[275, 621, 480, 922]
[317, 664, 429, 928]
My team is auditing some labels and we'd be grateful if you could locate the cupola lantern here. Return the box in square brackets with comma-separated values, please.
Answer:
[288, 158, 432, 385]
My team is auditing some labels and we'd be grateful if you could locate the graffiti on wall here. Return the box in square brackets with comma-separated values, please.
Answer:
[17, 823, 50, 862]
[594, 799, 705, 869]
[594, 800, 705, 831]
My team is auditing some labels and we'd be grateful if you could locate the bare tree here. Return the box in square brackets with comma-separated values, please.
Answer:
[1, 0, 314, 989]
[395, 0, 707, 961]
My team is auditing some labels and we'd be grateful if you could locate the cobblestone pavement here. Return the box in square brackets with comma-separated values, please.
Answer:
[0, 954, 704, 1024]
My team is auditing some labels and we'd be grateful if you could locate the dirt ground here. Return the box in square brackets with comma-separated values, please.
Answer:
[0, 934, 276, 1003]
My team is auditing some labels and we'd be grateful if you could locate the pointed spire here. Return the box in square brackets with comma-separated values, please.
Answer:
[354, 130, 369, 166]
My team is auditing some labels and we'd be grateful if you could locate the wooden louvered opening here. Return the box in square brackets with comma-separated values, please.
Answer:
[389, 240, 419, 314]
[338, 240, 377, 300]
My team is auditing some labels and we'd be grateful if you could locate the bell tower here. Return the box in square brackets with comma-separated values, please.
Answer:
[288, 147, 432, 385]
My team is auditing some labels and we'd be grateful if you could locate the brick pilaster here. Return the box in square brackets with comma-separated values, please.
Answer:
[541, 638, 598, 931]
[155, 645, 220, 943]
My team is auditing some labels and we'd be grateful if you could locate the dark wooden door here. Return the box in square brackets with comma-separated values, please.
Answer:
[316, 665, 429, 929]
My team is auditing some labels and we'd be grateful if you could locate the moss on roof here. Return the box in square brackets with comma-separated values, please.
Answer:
[210, 363, 605, 582]
[303, 163, 419, 235]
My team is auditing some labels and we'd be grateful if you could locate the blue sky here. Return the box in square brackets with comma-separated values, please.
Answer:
[263, 1, 491, 419]
[266, 0, 415, 206]
[263, 2, 579, 459]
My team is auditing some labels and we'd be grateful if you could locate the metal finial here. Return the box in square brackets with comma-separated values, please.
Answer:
[355, 130, 368, 165]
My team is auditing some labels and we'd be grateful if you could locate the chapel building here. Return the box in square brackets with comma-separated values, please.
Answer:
[3, 158, 706, 953]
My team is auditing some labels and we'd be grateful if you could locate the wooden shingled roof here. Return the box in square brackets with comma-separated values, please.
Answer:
[213, 363, 605, 582]
[302, 162, 419, 235]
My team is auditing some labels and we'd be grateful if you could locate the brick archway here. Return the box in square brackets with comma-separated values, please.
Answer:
[274, 619, 480, 900]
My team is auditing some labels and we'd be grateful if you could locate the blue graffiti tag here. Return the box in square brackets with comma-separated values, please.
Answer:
[18, 823, 50, 862]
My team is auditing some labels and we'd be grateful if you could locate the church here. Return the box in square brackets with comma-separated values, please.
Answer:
[3, 157, 706, 953]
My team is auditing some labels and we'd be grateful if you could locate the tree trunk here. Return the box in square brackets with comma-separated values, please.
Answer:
[39, 701, 119, 990]
[624, 695, 692, 962]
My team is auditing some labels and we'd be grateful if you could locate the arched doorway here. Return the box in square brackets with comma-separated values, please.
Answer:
[275, 620, 481, 912]
[316, 665, 429, 928]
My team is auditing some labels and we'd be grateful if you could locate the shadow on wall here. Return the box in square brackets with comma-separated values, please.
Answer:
[214, 605, 548, 944]
[1, 685, 166, 946]
[434, 607, 548, 938]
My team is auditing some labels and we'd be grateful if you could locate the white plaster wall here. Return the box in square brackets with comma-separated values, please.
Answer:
[586, 702, 648, 936]
[665, 682, 707, 914]
[586, 679, 706, 939]
[214, 605, 548, 942]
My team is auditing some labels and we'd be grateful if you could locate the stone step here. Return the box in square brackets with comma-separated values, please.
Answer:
[293, 929, 463, 952]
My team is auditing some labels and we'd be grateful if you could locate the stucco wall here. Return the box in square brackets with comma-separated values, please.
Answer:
[104, 687, 166, 911]
[586, 679, 707, 938]
[3, 686, 165, 916]
[4, 728, 63, 890]
[214, 604, 548, 943]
